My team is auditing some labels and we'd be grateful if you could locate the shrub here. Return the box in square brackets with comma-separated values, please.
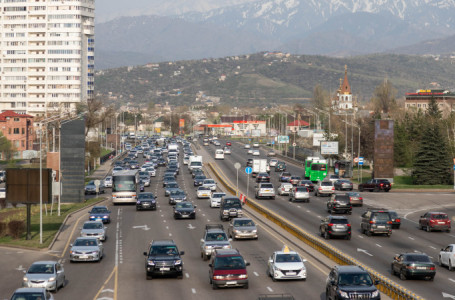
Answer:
[8, 220, 25, 239]
[0, 222, 6, 237]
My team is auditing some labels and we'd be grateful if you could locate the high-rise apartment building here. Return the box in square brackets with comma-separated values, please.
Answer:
[0, 0, 95, 116]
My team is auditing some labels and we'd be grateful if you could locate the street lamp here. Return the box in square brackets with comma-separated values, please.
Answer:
[342, 119, 361, 181]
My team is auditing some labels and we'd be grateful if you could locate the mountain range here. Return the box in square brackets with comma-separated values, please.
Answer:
[95, 0, 455, 69]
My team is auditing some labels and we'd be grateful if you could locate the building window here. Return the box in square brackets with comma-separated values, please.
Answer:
[14, 118, 20, 122]
[8, 128, 11, 135]
[15, 141, 20, 148]
[21, 141, 25, 147]
[22, 128, 25, 134]
[13, 128, 19, 134]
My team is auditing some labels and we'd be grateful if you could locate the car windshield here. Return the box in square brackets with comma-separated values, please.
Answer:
[91, 207, 108, 214]
[195, 176, 206, 180]
[321, 182, 332, 186]
[338, 273, 373, 286]
[212, 193, 226, 198]
[296, 187, 307, 192]
[234, 219, 255, 227]
[176, 202, 193, 209]
[214, 256, 246, 270]
[261, 184, 273, 188]
[405, 255, 432, 262]
[330, 218, 348, 224]
[74, 239, 97, 247]
[198, 187, 210, 191]
[348, 192, 360, 197]
[167, 183, 179, 189]
[372, 213, 390, 221]
[11, 292, 46, 300]
[204, 180, 215, 184]
[431, 214, 448, 219]
[83, 222, 103, 229]
[275, 254, 302, 263]
[150, 246, 178, 256]
[28, 264, 54, 274]
[206, 232, 228, 241]
[138, 193, 154, 199]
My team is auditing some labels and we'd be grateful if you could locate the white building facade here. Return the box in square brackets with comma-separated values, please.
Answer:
[0, 0, 95, 116]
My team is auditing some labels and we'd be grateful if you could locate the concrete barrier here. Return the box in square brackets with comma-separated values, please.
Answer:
[208, 162, 424, 300]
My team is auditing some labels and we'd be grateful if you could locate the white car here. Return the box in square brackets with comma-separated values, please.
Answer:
[277, 183, 293, 196]
[196, 186, 211, 199]
[247, 149, 253, 154]
[244, 144, 251, 149]
[223, 147, 231, 155]
[103, 176, 112, 188]
[252, 150, 260, 156]
[439, 244, 455, 270]
[269, 159, 278, 167]
[146, 167, 156, 177]
[202, 179, 217, 191]
[210, 192, 226, 208]
[267, 246, 307, 281]
[253, 143, 259, 148]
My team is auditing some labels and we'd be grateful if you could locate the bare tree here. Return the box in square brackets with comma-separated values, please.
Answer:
[312, 84, 329, 110]
[371, 79, 397, 114]
[76, 97, 115, 137]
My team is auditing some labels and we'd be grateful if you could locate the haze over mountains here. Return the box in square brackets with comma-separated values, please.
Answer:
[95, 0, 455, 69]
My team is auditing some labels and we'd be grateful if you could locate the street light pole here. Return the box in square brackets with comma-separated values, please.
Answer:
[39, 123, 43, 244]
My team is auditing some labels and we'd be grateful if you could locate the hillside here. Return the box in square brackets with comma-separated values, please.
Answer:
[94, 53, 455, 107]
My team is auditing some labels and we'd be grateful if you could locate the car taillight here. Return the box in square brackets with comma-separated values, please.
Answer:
[347, 224, 351, 227]
[359, 197, 363, 200]
[395, 219, 401, 223]
[369, 221, 375, 224]
[331, 187, 335, 190]
[430, 219, 436, 223]
[328, 223, 334, 227]
[429, 267, 435, 270]
[406, 266, 416, 270]
[380, 183, 384, 186]
[387, 221, 392, 224]
[319, 187, 322, 190]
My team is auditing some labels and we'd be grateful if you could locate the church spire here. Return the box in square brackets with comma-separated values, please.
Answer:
[341, 65, 351, 94]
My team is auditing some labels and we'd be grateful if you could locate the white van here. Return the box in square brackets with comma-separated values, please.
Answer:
[215, 149, 224, 160]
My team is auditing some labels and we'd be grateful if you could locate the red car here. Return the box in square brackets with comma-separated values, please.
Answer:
[209, 249, 249, 289]
[226, 142, 232, 146]
[419, 212, 451, 232]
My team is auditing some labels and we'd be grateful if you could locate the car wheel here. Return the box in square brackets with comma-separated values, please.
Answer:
[387, 232, 392, 237]
[61, 277, 66, 289]
[359, 186, 363, 192]
[324, 231, 330, 240]
[419, 223, 423, 230]
[449, 260, 454, 271]
[177, 273, 183, 279]
[146, 273, 153, 280]
[202, 253, 208, 261]
[212, 282, 218, 290]
[366, 230, 372, 237]
[400, 270, 406, 280]
[426, 225, 431, 232]
[345, 234, 351, 240]
[325, 289, 331, 300]
[447, 229, 451, 233]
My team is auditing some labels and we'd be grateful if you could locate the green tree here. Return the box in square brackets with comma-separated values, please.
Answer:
[0, 133, 13, 161]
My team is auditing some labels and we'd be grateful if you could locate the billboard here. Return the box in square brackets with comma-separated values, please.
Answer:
[179, 119, 185, 128]
[6, 168, 52, 204]
[278, 136, 289, 144]
[251, 129, 261, 137]
[321, 141, 339, 155]
[374, 120, 394, 179]
[313, 133, 325, 146]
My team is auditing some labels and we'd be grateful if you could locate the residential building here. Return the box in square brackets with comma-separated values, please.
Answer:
[287, 120, 309, 133]
[0, 110, 34, 158]
[0, 0, 95, 116]
[405, 89, 455, 116]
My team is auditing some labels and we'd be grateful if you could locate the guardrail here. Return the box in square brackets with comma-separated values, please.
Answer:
[207, 162, 423, 300]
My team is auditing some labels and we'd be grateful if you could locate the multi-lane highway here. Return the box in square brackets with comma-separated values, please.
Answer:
[201, 138, 455, 300]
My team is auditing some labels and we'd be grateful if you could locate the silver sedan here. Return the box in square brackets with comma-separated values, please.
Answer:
[80, 220, 106, 241]
[22, 261, 65, 292]
[69, 237, 104, 262]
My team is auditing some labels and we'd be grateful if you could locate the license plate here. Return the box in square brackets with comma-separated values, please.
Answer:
[96, 218, 102, 221]
[439, 222, 446, 224]
[79, 255, 88, 259]
[416, 267, 427, 270]
[378, 226, 385, 228]
[160, 267, 170, 271]
[336, 225, 345, 229]
[181, 215, 189, 218]
[286, 272, 296, 276]
[226, 281, 237, 285]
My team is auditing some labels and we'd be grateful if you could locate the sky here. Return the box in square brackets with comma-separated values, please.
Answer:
[95, 0, 256, 23]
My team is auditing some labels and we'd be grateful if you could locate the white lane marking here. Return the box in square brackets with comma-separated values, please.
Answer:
[429, 246, 437, 250]
[317, 215, 322, 219]
[163, 220, 166, 223]
[267, 287, 273, 292]
[306, 210, 311, 213]
[449, 278, 455, 283]
[169, 233, 172, 237]
[254, 272, 259, 276]
[408, 237, 415, 240]
[161, 214, 164, 217]
[15, 265, 25, 271]
[207, 219, 210, 222]
[357, 248, 373, 256]
[358, 235, 364, 239]
[185, 273, 190, 278]
[166, 226, 169, 230]
[297, 205, 301, 208]
[376, 244, 382, 248]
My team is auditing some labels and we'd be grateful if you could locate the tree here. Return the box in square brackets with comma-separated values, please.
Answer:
[312, 84, 328, 110]
[371, 79, 397, 115]
[0, 133, 13, 161]
[76, 97, 115, 137]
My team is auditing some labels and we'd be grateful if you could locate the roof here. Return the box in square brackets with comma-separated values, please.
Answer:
[340, 65, 351, 94]
[287, 120, 309, 127]
[0, 110, 33, 121]
[151, 239, 176, 245]
[334, 265, 367, 273]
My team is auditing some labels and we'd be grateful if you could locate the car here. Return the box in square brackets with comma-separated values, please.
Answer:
[255, 183, 276, 200]
[146, 167, 156, 177]
[0, 187, 5, 199]
[253, 143, 259, 148]
[391, 253, 436, 281]
[168, 189, 187, 205]
[162, 176, 176, 187]
[200, 224, 232, 260]
[247, 149, 253, 154]
[104, 176, 113, 188]
[210, 192, 226, 208]
[174, 202, 196, 219]
[246, 158, 254, 167]
[298, 180, 315, 192]
[320, 215, 351, 240]
[193, 174, 207, 186]
[275, 161, 286, 172]
[360, 209, 392, 237]
[22, 261, 65, 292]
[84, 180, 105, 195]
[213, 140, 221, 146]
[191, 168, 204, 178]
[358, 179, 391, 192]
[267, 150, 276, 157]
[228, 217, 258, 240]
[80, 220, 106, 241]
[136, 192, 157, 211]
[325, 265, 380, 300]
[69, 237, 104, 262]
[289, 187, 310, 202]
[129, 160, 140, 169]
[223, 147, 231, 154]
[256, 172, 270, 183]
[139, 175, 151, 187]
[202, 179, 217, 191]
[164, 182, 180, 196]
[269, 158, 278, 167]
[267, 246, 307, 281]
[88, 206, 111, 223]
[244, 144, 251, 149]
[252, 149, 260, 156]
[143, 240, 184, 279]
[279, 172, 292, 182]
[327, 174, 340, 183]
[289, 176, 301, 186]
[388, 210, 401, 229]
[219, 196, 243, 221]
[334, 179, 353, 191]
[209, 249, 249, 289]
[197, 186, 212, 199]
[314, 180, 335, 197]
[327, 194, 352, 214]
[346, 192, 363, 206]
[277, 183, 293, 196]
[10, 287, 55, 300]
[419, 211, 451, 232]
[439, 244, 455, 271]
[226, 142, 232, 146]
[112, 166, 124, 175]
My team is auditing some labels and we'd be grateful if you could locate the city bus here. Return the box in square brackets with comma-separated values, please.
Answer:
[309, 160, 328, 182]
[304, 156, 320, 179]
[112, 170, 139, 204]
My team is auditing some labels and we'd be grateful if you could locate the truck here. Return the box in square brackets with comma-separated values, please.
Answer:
[252, 159, 268, 178]
[167, 143, 179, 152]
[188, 155, 203, 172]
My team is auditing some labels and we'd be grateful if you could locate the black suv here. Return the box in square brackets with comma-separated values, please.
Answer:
[143, 240, 184, 280]
[320, 216, 351, 240]
[326, 265, 380, 300]
[360, 209, 392, 237]
[219, 197, 243, 221]
[327, 194, 352, 214]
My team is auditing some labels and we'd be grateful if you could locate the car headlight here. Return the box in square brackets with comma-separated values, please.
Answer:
[338, 291, 349, 298]
[137, 201, 141, 204]
[103, 215, 109, 218]
[213, 275, 225, 280]
[238, 274, 248, 279]
[151, 200, 156, 203]
[174, 260, 182, 265]
[147, 260, 155, 266]
[252, 230, 257, 233]
[48, 277, 56, 282]
[372, 290, 380, 297]
[234, 230, 241, 233]
[23, 277, 28, 282]
[223, 245, 231, 249]
[205, 245, 212, 249]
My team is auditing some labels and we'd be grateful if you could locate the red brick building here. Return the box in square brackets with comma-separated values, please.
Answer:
[0, 111, 34, 158]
